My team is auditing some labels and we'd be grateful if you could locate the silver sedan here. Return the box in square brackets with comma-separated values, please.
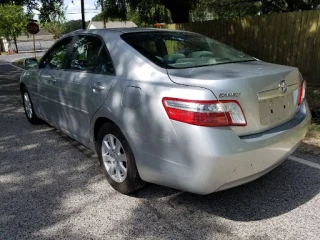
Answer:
[20, 28, 311, 195]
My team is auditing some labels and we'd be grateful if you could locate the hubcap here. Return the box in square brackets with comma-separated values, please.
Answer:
[101, 134, 127, 183]
[24, 92, 33, 119]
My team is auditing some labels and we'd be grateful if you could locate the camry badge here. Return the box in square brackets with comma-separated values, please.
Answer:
[279, 80, 288, 94]
[219, 92, 241, 98]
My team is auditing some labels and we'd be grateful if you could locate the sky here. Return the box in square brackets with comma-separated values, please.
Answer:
[64, 0, 101, 21]
[32, 0, 101, 22]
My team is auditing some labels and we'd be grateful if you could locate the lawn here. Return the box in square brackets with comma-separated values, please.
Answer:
[12, 57, 41, 69]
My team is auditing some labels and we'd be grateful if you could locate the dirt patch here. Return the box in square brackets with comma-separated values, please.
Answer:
[298, 124, 320, 155]
[298, 87, 320, 155]
[307, 86, 320, 124]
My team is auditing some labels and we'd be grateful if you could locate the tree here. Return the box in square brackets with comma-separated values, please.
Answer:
[203, 0, 320, 19]
[0, 0, 63, 23]
[97, 0, 196, 23]
[41, 3, 66, 39]
[0, 4, 28, 53]
[92, 13, 104, 22]
[96, 0, 320, 24]
[157, 0, 196, 23]
[129, 0, 171, 26]
[63, 20, 89, 34]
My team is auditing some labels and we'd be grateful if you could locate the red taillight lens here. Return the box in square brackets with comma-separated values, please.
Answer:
[162, 98, 247, 127]
[297, 80, 306, 106]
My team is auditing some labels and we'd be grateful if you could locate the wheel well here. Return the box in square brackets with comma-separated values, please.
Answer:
[20, 83, 26, 92]
[93, 117, 116, 142]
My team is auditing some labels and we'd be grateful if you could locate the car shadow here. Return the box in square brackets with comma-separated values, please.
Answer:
[133, 159, 320, 221]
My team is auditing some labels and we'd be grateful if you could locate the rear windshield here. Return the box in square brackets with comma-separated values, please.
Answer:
[121, 31, 255, 69]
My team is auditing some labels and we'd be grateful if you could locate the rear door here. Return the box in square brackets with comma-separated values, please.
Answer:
[59, 34, 116, 141]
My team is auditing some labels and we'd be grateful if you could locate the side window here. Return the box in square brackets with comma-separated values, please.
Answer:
[41, 37, 73, 69]
[95, 47, 115, 75]
[68, 35, 103, 71]
[140, 41, 158, 55]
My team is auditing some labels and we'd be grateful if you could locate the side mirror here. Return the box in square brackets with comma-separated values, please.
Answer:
[24, 58, 38, 69]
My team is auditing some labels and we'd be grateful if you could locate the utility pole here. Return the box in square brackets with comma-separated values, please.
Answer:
[81, 0, 85, 29]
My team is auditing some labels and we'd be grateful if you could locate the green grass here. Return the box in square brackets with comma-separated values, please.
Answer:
[309, 123, 320, 131]
[307, 87, 320, 99]
[12, 57, 41, 69]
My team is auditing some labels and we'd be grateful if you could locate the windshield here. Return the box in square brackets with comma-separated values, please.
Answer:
[121, 31, 255, 69]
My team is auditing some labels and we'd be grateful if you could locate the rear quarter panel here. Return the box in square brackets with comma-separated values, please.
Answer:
[91, 34, 216, 179]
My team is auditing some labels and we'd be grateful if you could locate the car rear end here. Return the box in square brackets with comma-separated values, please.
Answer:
[161, 61, 311, 194]
[120, 30, 311, 194]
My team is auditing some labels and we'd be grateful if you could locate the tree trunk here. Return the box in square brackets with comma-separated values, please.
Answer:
[159, 0, 191, 23]
[13, 37, 19, 54]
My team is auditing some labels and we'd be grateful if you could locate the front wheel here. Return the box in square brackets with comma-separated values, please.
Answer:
[97, 123, 145, 194]
[21, 88, 41, 125]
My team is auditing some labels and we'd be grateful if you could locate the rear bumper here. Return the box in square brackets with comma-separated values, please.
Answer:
[130, 100, 311, 195]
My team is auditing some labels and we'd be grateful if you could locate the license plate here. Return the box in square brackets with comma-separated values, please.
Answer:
[259, 93, 295, 126]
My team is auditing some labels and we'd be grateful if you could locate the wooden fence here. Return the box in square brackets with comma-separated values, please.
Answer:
[165, 10, 320, 85]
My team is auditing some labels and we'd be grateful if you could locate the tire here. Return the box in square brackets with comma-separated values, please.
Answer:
[21, 87, 41, 125]
[96, 122, 145, 194]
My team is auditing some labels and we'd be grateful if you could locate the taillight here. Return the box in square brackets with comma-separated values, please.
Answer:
[297, 80, 306, 106]
[162, 98, 247, 127]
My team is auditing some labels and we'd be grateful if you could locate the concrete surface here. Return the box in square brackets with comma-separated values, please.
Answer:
[0, 55, 319, 239]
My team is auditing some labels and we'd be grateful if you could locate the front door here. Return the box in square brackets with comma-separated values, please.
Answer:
[37, 37, 74, 125]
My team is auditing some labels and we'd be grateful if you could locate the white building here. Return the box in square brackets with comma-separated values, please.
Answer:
[87, 21, 137, 29]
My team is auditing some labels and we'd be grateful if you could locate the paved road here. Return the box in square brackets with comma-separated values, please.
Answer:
[0, 53, 44, 64]
[0, 56, 319, 239]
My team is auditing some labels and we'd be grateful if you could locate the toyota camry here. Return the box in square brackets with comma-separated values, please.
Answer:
[20, 28, 311, 194]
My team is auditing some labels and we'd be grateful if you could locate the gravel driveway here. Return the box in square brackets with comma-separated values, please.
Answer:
[0, 55, 319, 239]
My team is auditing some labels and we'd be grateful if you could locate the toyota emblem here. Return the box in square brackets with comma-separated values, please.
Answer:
[279, 80, 288, 94]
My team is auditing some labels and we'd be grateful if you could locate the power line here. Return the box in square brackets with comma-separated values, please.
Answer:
[33, 12, 100, 15]
[66, 9, 99, 10]
[66, 12, 100, 14]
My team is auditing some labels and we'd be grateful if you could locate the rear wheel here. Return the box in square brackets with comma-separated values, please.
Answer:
[97, 123, 144, 194]
[21, 88, 41, 124]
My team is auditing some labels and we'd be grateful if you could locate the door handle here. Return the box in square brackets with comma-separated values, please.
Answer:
[42, 75, 52, 79]
[42, 75, 57, 83]
[91, 82, 105, 91]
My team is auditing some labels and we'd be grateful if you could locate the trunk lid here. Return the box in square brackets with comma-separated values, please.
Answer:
[167, 61, 301, 136]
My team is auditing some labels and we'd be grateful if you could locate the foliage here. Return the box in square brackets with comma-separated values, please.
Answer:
[0, 4, 28, 53]
[92, 13, 104, 22]
[2, 0, 320, 25]
[63, 20, 89, 34]
[0, 0, 63, 23]
[201, 0, 320, 20]
[41, 3, 66, 39]
[95, 0, 320, 24]
[96, 0, 196, 24]
[129, 0, 171, 26]
[95, 0, 171, 26]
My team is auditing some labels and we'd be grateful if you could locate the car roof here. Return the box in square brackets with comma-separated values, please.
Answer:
[70, 27, 189, 35]
[58, 27, 196, 42]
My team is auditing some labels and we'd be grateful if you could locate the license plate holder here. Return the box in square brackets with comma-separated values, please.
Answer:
[259, 94, 294, 126]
